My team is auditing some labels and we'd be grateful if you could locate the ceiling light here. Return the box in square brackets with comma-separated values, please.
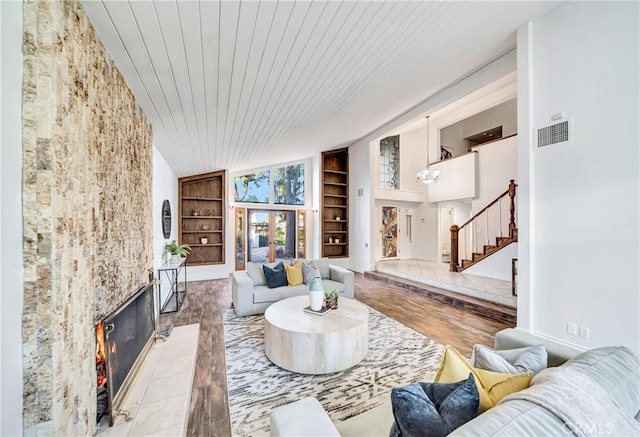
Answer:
[417, 116, 440, 184]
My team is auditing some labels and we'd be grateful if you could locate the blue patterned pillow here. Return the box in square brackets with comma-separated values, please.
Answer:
[389, 374, 479, 437]
[263, 262, 288, 289]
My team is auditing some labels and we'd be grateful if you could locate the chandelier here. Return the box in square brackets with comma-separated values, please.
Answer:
[416, 116, 440, 184]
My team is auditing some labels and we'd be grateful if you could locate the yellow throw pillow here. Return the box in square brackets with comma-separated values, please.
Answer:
[434, 345, 533, 412]
[284, 261, 303, 286]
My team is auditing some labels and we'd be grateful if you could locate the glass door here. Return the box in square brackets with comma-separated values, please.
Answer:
[247, 210, 300, 264]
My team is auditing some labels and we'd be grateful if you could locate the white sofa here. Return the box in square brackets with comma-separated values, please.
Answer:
[231, 258, 354, 317]
[272, 329, 640, 436]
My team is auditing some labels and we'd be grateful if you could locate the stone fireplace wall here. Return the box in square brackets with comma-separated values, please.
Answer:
[22, 0, 153, 434]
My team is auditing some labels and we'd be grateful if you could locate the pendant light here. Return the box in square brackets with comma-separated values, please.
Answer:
[416, 116, 440, 184]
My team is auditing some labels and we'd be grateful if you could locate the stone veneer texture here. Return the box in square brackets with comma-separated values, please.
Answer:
[22, 0, 153, 434]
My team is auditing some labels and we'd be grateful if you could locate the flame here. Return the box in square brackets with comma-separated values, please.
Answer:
[96, 322, 107, 387]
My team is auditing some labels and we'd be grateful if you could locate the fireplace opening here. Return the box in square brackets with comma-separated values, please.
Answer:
[96, 283, 156, 426]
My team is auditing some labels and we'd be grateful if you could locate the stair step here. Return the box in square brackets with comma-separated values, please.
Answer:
[472, 252, 487, 262]
[364, 271, 516, 324]
[483, 245, 497, 253]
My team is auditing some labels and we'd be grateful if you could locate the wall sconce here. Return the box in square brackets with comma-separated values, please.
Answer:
[228, 203, 235, 210]
[310, 206, 318, 214]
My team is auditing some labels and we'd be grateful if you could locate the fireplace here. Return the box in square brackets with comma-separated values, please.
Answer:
[96, 283, 155, 426]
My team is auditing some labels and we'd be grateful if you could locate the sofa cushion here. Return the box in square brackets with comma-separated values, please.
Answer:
[471, 344, 547, 374]
[246, 261, 267, 286]
[263, 262, 288, 289]
[314, 258, 331, 279]
[301, 261, 321, 285]
[284, 261, 304, 286]
[253, 284, 308, 304]
[389, 375, 479, 437]
[434, 345, 533, 412]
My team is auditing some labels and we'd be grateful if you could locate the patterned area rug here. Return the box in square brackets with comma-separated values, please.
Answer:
[223, 305, 444, 436]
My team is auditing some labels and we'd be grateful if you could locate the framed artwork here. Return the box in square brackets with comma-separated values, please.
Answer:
[440, 146, 455, 160]
[381, 206, 398, 258]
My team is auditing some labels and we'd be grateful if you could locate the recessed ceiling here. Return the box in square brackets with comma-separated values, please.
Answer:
[81, 0, 559, 177]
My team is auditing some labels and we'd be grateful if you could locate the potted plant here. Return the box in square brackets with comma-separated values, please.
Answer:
[164, 240, 191, 263]
[325, 289, 339, 309]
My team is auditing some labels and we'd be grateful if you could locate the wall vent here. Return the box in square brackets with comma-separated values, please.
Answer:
[537, 120, 569, 148]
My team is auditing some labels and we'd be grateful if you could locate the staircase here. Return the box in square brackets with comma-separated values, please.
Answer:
[451, 180, 518, 272]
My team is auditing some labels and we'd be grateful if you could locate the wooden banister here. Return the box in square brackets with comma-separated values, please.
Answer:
[451, 179, 517, 272]
[450, 225, 459, 272]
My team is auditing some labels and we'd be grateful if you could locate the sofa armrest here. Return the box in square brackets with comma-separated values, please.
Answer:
[329, 265, 354, 299]
[495, 327, 584, 367]
[231, 271, 255, 317]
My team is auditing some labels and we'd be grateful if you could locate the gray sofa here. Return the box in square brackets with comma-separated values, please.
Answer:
[271, 328, 640, 436]
[231, 258, 354, 317]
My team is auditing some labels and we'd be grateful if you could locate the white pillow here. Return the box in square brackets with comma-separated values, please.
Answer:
[246, 262, 266, 286]
[471, 344, 547, 374]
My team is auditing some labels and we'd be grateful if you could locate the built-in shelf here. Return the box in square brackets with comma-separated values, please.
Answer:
[179, 170, 226, 266]
[321, 148, 349, 258]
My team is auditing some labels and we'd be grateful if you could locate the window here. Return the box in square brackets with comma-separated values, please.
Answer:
[234, 162, 306, 206]
[274, 163, 305, 205]
[234, 171, 270, 203]
[380, 135, 400, 189]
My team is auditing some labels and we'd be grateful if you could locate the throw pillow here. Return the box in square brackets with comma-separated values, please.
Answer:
[301, 261, 321, 285]
[263, 262, 288, 289]
[434, 345, 533, 412]
[314, 258, 331, 279]
[389, 374, 479, 437]
[284, 261, 303, 286]
[246, 262, 267, 286]
[471, 344, 548, 375]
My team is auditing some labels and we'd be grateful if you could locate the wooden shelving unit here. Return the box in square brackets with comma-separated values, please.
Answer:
[321, 148, 349, 258]
[178, 170, 226, 266]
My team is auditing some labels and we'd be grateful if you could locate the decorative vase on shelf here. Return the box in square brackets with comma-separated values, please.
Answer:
[308, 277, 324, 311]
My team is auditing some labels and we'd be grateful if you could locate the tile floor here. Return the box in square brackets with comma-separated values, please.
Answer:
[376, 258, 516, 307]
[96, 323, 200, 437]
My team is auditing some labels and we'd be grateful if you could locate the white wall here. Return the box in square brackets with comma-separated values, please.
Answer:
[349, 143, 372, 273]
[471, 135, 517, 216]
[428, 152, 478, 202]
[152, 147, 179, 307]
[440, 121, 470, 159]
[462, 98, 517, 138]
[440, 98, 517, 157]
[518, 2, 640, 353]
[0, 1, 24, 434]
[465, 243, 517, 282]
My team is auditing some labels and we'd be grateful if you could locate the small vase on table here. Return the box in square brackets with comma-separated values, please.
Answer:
[308, 277, 324, 311]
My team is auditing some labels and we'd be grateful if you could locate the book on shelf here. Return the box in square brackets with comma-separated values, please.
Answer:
[303, 306, 331, 316]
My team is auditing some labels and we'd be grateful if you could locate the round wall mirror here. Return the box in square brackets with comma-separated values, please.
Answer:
[162, 199, 172, 239]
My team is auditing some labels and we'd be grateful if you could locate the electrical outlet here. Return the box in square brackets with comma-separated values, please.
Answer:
[579, 326, 590, 339]
[567, 323, 578, 336]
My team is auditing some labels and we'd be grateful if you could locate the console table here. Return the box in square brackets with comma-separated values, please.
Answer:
[158, 258, 187, 314]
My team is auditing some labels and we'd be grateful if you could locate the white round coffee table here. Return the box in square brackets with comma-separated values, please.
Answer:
[264, 295, 369, 374]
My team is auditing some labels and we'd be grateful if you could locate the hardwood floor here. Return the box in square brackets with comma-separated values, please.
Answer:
[159, 272, 514, 436]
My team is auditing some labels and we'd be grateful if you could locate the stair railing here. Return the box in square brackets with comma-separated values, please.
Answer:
[450, 180, 517, 272]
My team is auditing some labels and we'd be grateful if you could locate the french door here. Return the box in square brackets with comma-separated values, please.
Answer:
[245, 210, 305, 264]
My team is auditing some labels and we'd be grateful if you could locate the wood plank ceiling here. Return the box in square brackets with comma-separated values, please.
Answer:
[81, 1, 559, 177]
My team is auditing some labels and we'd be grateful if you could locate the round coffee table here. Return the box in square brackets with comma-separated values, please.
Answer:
[264, 295, 369, 374]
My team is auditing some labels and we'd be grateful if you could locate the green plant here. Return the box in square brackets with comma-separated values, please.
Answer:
[324, 289, 339, 299]
[164, 240, 191, 256]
